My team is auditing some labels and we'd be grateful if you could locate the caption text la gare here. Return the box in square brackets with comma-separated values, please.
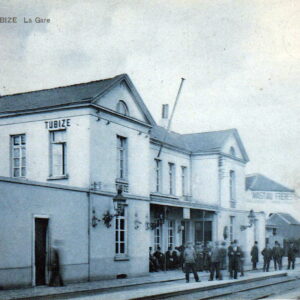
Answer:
[24, 17, 50, 23]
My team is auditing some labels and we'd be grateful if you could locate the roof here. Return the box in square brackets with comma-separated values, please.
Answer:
[150, 126, 249, 161]
[268, 213, 300, 225]
[246, 173, 294, 192]
[0, 74, 156, 125]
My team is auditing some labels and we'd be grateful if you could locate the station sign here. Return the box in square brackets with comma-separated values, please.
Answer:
[45, 119, 71, 130]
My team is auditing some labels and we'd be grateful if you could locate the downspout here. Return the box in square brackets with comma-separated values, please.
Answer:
[87, 191, 91, 282]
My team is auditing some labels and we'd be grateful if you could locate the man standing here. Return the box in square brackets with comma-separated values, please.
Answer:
[250, 241, 259, 270]
[273, 241, 283, 271]
[228, 241, 234, 278]
[287, 241, 297, 270]
[183, 242, 200, 283]
[232, 240, 242, 279]
[209, 241, 222, 281]
[262, 244, 273, 272]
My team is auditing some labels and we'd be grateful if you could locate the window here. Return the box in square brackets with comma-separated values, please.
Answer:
[154, 226, 161, 250]
[115, 209, 127, 256]
[117, 136, 127, 179]
[230, 146, 236, 157]
[11, 134, 26, 177]
[230, 170, 236, 208]
[272, 228, 277, 236]
[154, 159, 162, 192]
[229, 216, 235, 242]
[50, 130, 67, 177]
[168, 221, 174, 248]
[181, 166, 187, 196]
[116, 100, 129, 116]
[168, 163, 175, 195]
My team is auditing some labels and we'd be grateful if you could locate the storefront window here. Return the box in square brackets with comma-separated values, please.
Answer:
[195, 221, 212, 243]
[11, 134, 26, 178]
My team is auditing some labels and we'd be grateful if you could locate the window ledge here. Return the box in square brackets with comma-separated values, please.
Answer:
[47, 175, 69, 180]
[114, 255, 130, 261]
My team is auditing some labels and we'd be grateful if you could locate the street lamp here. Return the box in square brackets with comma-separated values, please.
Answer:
[240, 209, 256, 231]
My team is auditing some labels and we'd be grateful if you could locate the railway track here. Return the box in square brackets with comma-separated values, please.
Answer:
[141, 274, 300, 300]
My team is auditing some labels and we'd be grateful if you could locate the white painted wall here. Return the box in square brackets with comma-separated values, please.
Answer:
[0, 108, 91, 188]
[149, 144, 191, 197]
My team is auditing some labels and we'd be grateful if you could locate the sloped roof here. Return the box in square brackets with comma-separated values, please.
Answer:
[0, 74, 123, 114]
[0, 74, 156, 125]
[269, 213, 300, 225]
[246, 173, 294, 192]
[181, 129, 234, 152]
[150, 126, 249, 161]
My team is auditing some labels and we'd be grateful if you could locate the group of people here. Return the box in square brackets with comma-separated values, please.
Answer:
[150, 240, 298, 283]
[257, 241, 298, 272]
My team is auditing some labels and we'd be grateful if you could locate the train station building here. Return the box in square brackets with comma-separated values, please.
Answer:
[0, 74, 265, 288]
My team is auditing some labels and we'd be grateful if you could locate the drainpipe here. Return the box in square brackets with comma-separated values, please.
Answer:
[87, 191, 91, 282]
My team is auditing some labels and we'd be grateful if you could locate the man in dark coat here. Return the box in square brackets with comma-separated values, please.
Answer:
[273, 241, 284, 271]
[232, 241, 242, 279]
[250, 241, 259, 270]
[153, 246, 165, 271]
[287, 242, 298, 270]
[262, 244, 273, 272]
[227, 241, 235, 278]
[165, 247, 174, 270]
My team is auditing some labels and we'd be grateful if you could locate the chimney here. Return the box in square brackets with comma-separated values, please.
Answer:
[159, 104, 169, 128]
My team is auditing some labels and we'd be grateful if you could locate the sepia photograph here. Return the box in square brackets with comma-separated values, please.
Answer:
[0, 1, 299, 299]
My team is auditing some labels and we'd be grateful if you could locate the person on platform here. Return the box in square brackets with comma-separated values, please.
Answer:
[49, 240, 64, 287]
[219, 241, 227, 271]
[273, 241, 283, 271]
[172, 247, 180, 269]
[195, 242, 204, 271]
[153, 246, 165, 271]
[228, 241, 234, 278]
[209, 241, 222, 281]
[165, 247, 174, 270]
[239, 245, 245, 276]
[262, 244, 273, 272]
[250, 241, 259, 270]
[183, 242, 200, 283]
[149, 247, 159, 272]
[232, 240, 242, 279]
[175, 245, 185, 271]
[287, 241, 298, 270]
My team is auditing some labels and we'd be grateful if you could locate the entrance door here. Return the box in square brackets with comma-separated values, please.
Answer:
[35, 218, 49, 285]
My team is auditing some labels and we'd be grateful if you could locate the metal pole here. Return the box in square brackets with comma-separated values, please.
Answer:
[157, 78, 185, 158]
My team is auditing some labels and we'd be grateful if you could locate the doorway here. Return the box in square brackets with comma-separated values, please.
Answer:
[35, 218, 49, 286]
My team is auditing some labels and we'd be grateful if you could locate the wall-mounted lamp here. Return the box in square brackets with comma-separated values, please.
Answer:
[178, 224, 185, 233]
[240, 209, 256, 231]
[106, 120, 110, 125]
[102, 188, 127, 228]
[134, 212, 142, 229]
[91, 209, 102, 227]
[138, 131, 142, 135]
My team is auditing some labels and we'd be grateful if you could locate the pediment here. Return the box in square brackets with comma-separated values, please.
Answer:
[93, 76, 154, 126]
[221, 130, 249, 162]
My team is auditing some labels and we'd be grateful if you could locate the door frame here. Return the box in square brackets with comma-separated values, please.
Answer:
[32, 214, 51, 286]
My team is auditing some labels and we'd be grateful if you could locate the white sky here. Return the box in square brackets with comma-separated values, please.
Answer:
[0, 0, 299, 193]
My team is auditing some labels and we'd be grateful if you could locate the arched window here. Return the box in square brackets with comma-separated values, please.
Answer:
[230, 146, 236, 157]
[116, 100, 129, 116]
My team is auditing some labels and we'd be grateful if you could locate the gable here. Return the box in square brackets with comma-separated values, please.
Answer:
[222, 133, 243, 160]
[94, 79, 152, 125]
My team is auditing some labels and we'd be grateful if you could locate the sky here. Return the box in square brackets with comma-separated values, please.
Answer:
[0, 0, 299, 193]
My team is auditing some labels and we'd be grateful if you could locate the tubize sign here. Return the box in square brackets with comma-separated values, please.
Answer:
[45, 119, 71, 130]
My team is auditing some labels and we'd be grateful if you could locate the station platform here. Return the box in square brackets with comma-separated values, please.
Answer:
[0, 260, 299, 300]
